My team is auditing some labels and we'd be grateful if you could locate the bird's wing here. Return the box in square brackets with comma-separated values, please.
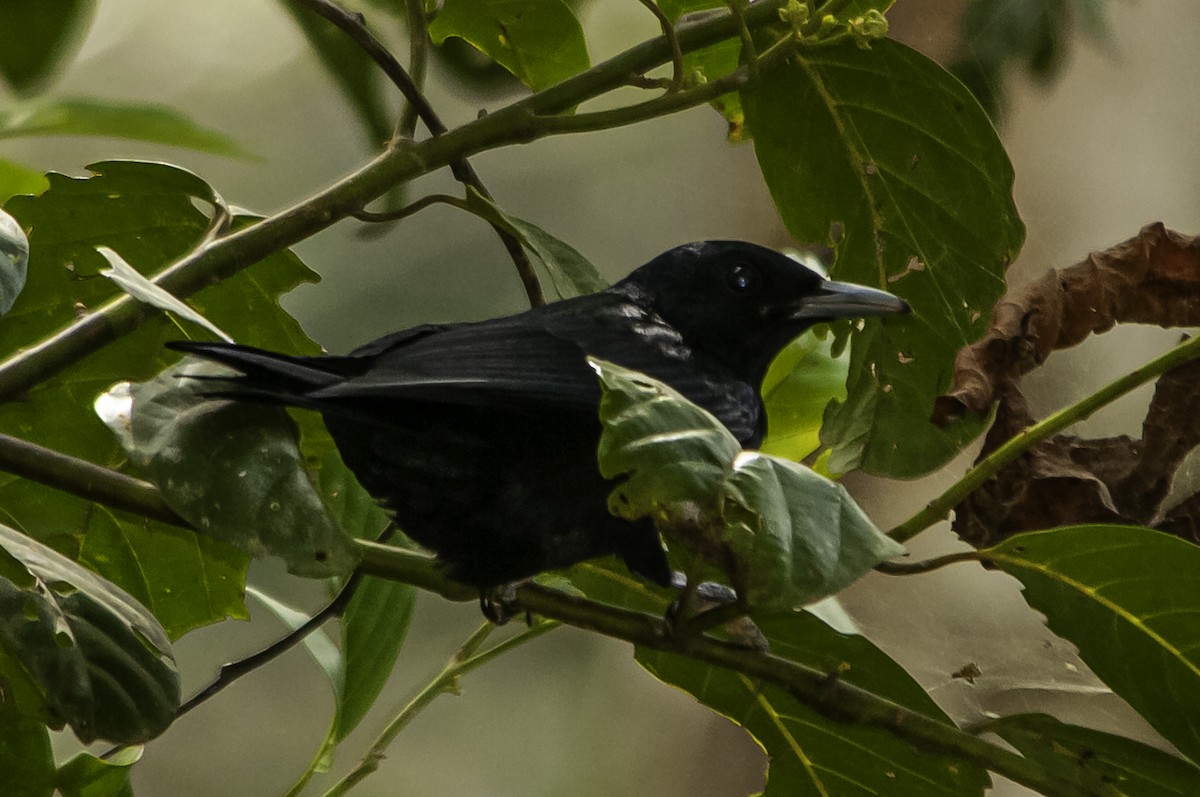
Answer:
[309, 296, 762, 441]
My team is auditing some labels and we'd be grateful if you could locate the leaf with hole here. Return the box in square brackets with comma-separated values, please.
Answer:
[743, 39, 1023, 477]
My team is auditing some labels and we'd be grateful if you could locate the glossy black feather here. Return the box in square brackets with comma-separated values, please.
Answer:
[167, 240, 907, 589]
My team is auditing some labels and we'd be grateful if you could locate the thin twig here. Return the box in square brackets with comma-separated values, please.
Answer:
[175, 570, 366, 720]
[874, 550, 980, 576]
[727, 0, 759, 81]
[533, 33, 795, 135]
[0, 433, 186, 527]
[396, 0, 430, 141]
[888, 332, 1200, 543]
[636, 0, 684, 91]
[286, 0, 544, 307]
[322, 619, 558, 797]
[352, 193, 469, 223]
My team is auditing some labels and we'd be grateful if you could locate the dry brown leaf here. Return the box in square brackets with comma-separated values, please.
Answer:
[932, 223, 1200, 546]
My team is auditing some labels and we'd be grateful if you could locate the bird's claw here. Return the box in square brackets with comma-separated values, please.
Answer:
[479, 583, 520, 625]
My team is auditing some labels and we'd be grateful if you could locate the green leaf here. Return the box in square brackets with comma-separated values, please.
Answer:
[55, 748, 141, 797]
[637, 609, 990, 796]
[983, 713, 1200, 796]
[335, 574, 415, 741]
[742, 39, 1024, 477]
[0, 98, 249, 157]
[428, 0, 590, 91]
[77, 506, 249, 641]
[0, 523, 180, 744]
[722, 453, 903, 608]
[117, 360, 359, 578]
[0, 158, 49, 204]
[984, 525, 1200, 763]
[760, 330, 848, 461]
[280, 3, 393, 146]
[0, 207, 29, 316]
[0, 0, 95, 95]
[0, 696, 54, 797]
[0, 160, 319, 633]
[593, 359, 900, 608]
[465, 189, 607, 298]
[96, 246, 232, 341]
[594, 358, 741, 521]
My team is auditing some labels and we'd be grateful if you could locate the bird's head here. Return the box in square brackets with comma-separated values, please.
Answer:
[616, 241, 909, 386]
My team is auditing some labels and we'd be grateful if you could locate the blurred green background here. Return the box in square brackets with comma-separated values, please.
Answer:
[4, 1, 1199, 794]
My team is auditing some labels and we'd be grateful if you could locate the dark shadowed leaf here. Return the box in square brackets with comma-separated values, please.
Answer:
[0, 207, 29, 316]
[0, 99, 249, 157]
[116, 360, 359, 578]
[0, 697, 54, 797]
[984, 525, 1200, 763]
[593, 360, 901, 608]
[983, 713, 1200, 796]
[0, 524, 179, 744]
[0, 0, 95, 95]
[428, 0, 590, 91]
[743, 39, 1023, 477]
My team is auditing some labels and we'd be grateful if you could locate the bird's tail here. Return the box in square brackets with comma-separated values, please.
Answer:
[166, 341, 364, 407]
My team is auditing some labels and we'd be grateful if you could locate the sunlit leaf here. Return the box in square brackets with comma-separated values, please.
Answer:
[96, 247, 232, 342]
[55, 747, 141, 797]
[0, 160, 320, 633]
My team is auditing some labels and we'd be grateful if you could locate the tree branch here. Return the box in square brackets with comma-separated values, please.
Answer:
[889, 332, 1200, 542]
[0, 0, 792, 403]
[285, 0, 544, 307]
[0, 433, 186, 527]
[355, 540, 1100, 797]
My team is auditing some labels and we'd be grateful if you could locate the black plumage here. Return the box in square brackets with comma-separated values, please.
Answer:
[168, 241, 907, 589]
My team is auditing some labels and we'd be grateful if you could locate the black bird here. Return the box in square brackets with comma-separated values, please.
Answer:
[169, 241, 907, 591]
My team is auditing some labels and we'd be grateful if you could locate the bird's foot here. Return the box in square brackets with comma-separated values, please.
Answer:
[665, 574, 768, 651]
[479, 583, 521, 625]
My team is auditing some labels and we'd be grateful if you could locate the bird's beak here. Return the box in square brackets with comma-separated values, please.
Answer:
[791, 280, 910, 321]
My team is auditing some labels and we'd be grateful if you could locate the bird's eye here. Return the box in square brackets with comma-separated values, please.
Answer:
[725, 263, 760, 295]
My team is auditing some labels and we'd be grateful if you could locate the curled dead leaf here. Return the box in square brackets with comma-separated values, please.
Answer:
[933, 223, 1200, 546]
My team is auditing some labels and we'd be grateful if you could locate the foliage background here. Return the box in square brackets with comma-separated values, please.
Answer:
[4, 0, 1199, 795]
